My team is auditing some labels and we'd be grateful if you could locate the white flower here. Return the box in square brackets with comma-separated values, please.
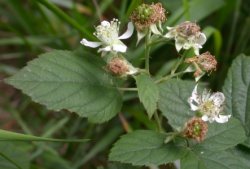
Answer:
[80, 19, 134, 53]
[164, 21, 206, 55]
[188, 85, 231, 123]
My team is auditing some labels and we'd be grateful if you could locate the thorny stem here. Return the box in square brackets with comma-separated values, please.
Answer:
[145, 30, 152, 74]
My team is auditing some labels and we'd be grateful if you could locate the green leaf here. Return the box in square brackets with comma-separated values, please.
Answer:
[0, 142, 30, 169]
[158, 79, 195, 130]
[194, 118, 246, 151]
[181, 149, 250, 169]
[109, 130, 187, 166]
[0, 129, 89, 142]
[136, 74, 159, 118]
[180, 151, 206, 169]
[200, 150, 250, 169]
[107, 162, 140, 169]
[222, 54, 250, 135]
[5, 50, 122, 123]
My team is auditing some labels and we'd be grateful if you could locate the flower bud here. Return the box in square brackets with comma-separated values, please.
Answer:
[183, 117, 208, 142]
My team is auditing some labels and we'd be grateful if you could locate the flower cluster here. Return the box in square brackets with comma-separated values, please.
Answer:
[79, 3, 231, 144]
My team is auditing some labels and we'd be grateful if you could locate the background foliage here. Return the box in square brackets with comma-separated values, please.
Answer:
[0, 0, 249, 169]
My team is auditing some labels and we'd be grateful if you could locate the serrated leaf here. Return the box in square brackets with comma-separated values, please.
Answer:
[0, 142, 30, 169]
[194, 118, 246, 151]
[158, 79, 195, 130]
[222, 54, 250, 135]
[109, 130, 187, 166]
[136, 74, 159, 118]
[5, 50, 122, 123]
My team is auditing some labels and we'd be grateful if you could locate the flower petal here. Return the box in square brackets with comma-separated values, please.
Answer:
[215, 115, 231, 123]
[210, 92, 225, 106]
[197, 33, 207, 45]
[136, 31, 146, 45]
[175, 40, 184, 52]
[194, 47, 200, 55]
[112, 44, 127, 53]
[118, 22, 134, 40]
[150, 24, 161, 35]
[190, 84, 200, 103]
[80, 39, 102, 48]
[164, 31, 175, 39]
[201, 115, 209, 122]
[127, 64, 138, 75]
[98, 46, 112, 53]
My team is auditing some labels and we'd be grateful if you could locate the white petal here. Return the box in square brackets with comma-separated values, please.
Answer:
[197, 33, 207, 45]
[215, 115, 231, 123]
[191, 84, 200, 103]
[150, 24, 161, 35]
[136, 31, 146, 45]
[127, 65, 138, 75]
[195, 71, 205, 82]
[210, 92, 225, 106]
[112, 44, 127, 53]
[118, 22, 134, 40]
[201, 115, 209, 122]
[166, 26, 174, 30]
[101, 20, 110, 27]
[98, 46, 112, 52]
[194, 47, 200, 55]
[80, 39, 102, 48]
[189, 101, 199, 111]
[164, 31, 175, 39]
[175, 40, 183, 52]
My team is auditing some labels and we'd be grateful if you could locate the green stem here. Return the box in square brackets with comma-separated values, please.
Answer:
[171, 54, 186, 75]
[154, 112, 163, 132]
[36, 0, 94, 39]
[145, 30, 151, 74]
[155, 71, 186, 84]
[118, 87, 138, 91]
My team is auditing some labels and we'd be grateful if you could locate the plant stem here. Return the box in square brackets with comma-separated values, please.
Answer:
[155, 71, 186, 84]
[118, 87, 138, 91]
[145, 30, 151, 74]
[154, 112, 163, 132]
